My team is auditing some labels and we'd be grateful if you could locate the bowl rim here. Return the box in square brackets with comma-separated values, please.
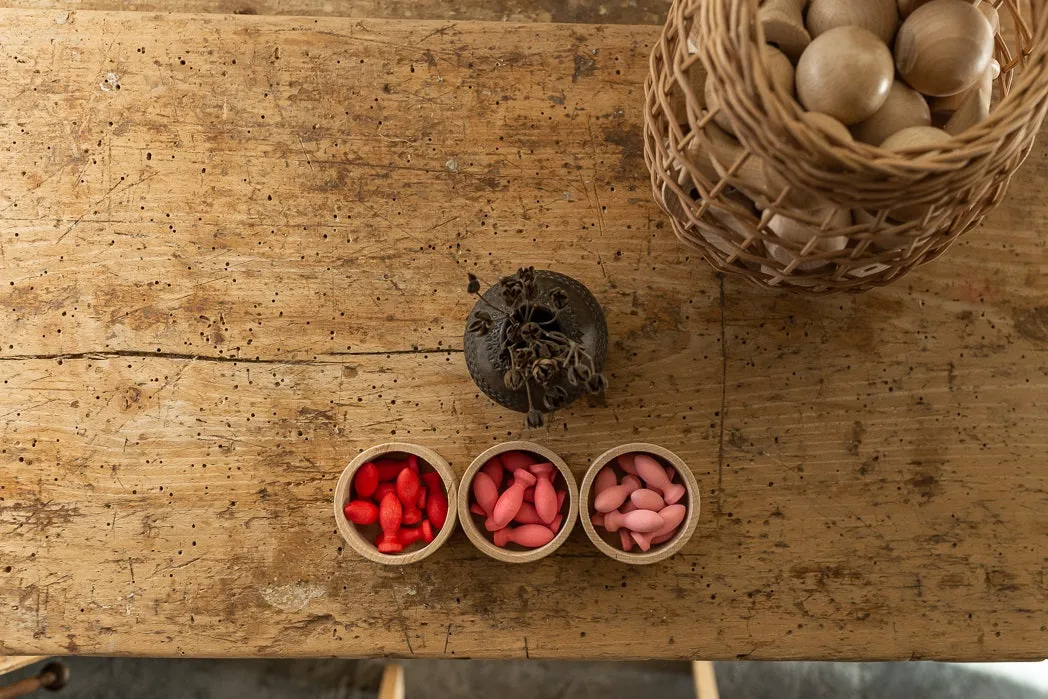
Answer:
[579, 442, 700, 565]
[333, 442, 459, 565]
[458, 440, 579, 564]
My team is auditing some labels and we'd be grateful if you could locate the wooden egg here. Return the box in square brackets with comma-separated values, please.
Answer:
[899, 0, 978, 17]
[667, 83, 688, 126]
[682, 134, 725, 186]
[662, 174, 752, 262]
[854, 208, 932, 250]
[897, 0, 977, 17]
[763, 112, 851, 208]
[852, 207, 878, 225]
[670, 57, 709, 124]
[796, 26, 894, 125]
[806, 0, 899, 44]
[944, 89, 989, 135]
[929, 61, 995, 123]
[686, 22, 701, 55]
[853, 80, 931, 145]
[704, 200, 761, 259]
[897, 0, 927, 17]
[759, 0, 812, 61]
[701, 123, 770, 204]
[684, 123, 769, 206]
[978, 2, 1000, 34]
[895, 0, 994, 97]
[705, 77, 735, 135]
[768, 208, 852, 247]
[802, 111, 853, 143]
[762, 44, 796, 99]
[687, 59, 708, 110]
[763, 165, 811, 209]
[765, 208, 852, 271]
[662, 180, 689, 223]
[879, 126, 953, 221]
[880, 125, 951, 150]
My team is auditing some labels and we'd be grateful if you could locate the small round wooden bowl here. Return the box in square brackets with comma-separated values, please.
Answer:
[457, 440, 579, 564]
[334, 442, 458, 565]
[579, 443, 700, 565]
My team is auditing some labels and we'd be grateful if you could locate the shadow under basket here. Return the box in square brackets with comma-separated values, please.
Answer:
[334, 442, 458, 565]
[580, 443, 700, 565]
[643, 0, 1048, 293]
[458, 441, 579, 564]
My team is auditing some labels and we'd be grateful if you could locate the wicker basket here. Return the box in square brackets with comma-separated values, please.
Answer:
[644, 0, 1048, 293]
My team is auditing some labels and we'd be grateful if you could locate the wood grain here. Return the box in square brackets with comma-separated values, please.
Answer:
[0, 11, 1046, 661]
[0, 0, 671, 23]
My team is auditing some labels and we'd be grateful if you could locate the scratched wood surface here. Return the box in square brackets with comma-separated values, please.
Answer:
[0, 0, 672, 23]
[0, 10, 1046, 662]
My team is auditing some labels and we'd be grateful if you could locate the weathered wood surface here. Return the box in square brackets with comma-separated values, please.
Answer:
[0, 0, 672, 23]
[0, 11, 1046, 662]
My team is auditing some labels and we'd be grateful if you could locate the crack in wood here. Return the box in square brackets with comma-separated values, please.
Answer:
[716, 275, 727, 515]
[0, 348, 462, 365]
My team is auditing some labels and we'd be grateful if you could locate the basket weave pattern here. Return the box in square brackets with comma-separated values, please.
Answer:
[644, 0, 1048, 293]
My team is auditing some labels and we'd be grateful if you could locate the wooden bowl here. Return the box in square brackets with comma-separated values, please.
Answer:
[457, 441, 579, 564]
[579, 443, 700, 565]
[333, 442, 458, 565]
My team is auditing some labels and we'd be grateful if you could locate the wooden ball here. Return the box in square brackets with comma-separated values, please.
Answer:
[978, 2, 1000, 35]
[796, 26, 894, 125]
[765, 208, 852, 271]
[768, 208, 852, 247]
[929, 62, 994, 123]
[807, 0, 899, 44]
[762, 44, 796, 99]
[763, 115, 847, 209]
[705, 77, 735, 135]
[898, 0, 977, 19]
[897, 0, 927, 17]
[877, 125, 952, 221]
[685, 123, 770, 205]
[687, 61, 708, 109]
[763, 113, 851, 209]
[759, 0, 812, 61]
[802, 112, 853, 143]
[880, 125, 951, 150]
[896, 0, 994, 97]
[853, 80, 931, 145]
[944, 89, 989, 135]
[704, 201, 761, 259]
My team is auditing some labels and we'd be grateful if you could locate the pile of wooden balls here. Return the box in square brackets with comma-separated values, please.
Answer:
[760, 0, 998, 147]
[589, 452, 687, 552]
[469, 450, 569, 549]
[343, 454, 449, 554]
[683, 0, 1000, 269]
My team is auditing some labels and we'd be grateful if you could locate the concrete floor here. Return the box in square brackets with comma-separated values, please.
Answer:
[3, 657, 1046, 698]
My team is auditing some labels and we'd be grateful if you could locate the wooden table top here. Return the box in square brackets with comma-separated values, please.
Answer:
[1, 10, 1046, 661]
